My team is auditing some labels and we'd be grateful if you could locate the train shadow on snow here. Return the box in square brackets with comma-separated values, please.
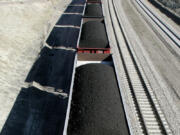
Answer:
[0, 87, 68, 135]
[25, 47, 75, 93]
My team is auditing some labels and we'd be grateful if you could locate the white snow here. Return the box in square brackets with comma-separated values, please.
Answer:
[0, 0, 71, 131]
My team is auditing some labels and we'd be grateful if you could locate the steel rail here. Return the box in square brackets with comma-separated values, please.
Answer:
[135, 0, 180, 48]
[107, 0, 173, 134]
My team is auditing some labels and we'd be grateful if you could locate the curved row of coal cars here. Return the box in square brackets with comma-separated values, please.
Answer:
[0, 0, 129, 135]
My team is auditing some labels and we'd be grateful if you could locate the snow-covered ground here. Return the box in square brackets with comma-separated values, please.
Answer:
[0, 0, 71, 131]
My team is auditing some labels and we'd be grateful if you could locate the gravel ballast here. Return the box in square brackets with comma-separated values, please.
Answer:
[79, 21, 109, 48]
[67, 64, 129, 135]
[85, 3, 103, 17]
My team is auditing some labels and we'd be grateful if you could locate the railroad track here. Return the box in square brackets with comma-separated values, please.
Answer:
[135, 0, 180, 48]
[107, 0, 173, 134]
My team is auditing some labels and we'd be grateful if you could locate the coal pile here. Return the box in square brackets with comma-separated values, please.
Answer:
[70, 0, 86, 5]
[46, 27, 80, 48]
[87, 0, 101, 2]
[1, 87, 68, 135]
[68, 64, 129, 135]
[84, 3, 103, 17]
[56, 14, 82, 27]
[79, 21, 109, 48]
[65, 6, 84, 14]
[26, 47, 75, 93]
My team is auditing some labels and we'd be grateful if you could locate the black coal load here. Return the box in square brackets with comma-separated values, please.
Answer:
[84, 3, 103, 17]
[68, 64, 129, 135]
[1, 87, 68, 135]
[26, 47, 75, 93]
[79, 21, 109, 48]
[56, 14, 82, 27]
[46, 27, 80, 48]
[87, 0, 101, 3]
[70, 0, 86, 5]
[65, 6, 84, 14]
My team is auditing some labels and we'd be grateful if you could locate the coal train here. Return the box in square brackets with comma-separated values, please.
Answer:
[0, 0, 130, 135]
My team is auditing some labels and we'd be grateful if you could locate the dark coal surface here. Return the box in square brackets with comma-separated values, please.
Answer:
[56, 14, 82, 27]
[65, 6, 84, 13]
[84, 3, 103, 17]
[68, 64, 130, 135]
[26, 47, 75, 93]
[87, 0, 101, 2]
[79, 21, 109, 48]
[1, 87, 68, 135]
[70, 0, 86, 5]
[46, 27, 80, 48]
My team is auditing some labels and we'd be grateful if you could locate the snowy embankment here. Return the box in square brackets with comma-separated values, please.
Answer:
[0, 0, 70, 131]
